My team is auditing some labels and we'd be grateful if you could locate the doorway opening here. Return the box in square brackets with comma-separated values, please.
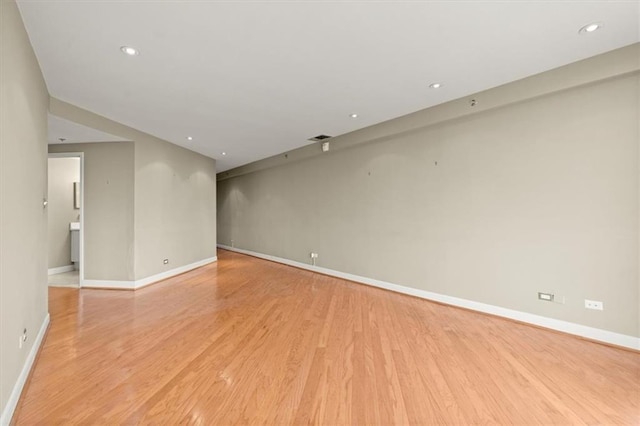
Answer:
[47, 153, 84, 288]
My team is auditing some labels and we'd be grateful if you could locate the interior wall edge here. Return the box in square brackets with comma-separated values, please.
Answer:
[218, 245, 640, 351]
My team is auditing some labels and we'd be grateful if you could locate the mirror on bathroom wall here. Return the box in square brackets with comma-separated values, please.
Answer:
[73, 182, 80, 209]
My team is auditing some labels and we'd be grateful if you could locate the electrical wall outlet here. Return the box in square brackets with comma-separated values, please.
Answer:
[585, 299, 603, 310]
[163, 259, 169, 265]
[310, 252, 318, 259]
[538, 292, 554, 302]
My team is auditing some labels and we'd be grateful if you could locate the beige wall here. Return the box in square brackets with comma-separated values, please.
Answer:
[47, 157, 80, 269]
[0, 0, 50, 416]
[48, 100, 217, 281]
[218, 57, 639, 337]
[134, 138, 217, 279]
[49, 143, 135, 281]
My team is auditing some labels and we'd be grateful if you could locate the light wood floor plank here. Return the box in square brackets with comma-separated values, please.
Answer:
[12, 249, 640, 424]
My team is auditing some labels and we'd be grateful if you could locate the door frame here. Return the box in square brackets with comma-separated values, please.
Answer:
[48, 152, 85, 288]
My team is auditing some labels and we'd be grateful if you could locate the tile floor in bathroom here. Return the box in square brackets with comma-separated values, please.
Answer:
[48, 270, 79, 287]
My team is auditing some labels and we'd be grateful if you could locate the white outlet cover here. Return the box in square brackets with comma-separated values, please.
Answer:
[585, 299, 604, 310]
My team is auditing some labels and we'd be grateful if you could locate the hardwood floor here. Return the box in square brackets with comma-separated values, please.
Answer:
[13, 249, 639, 424]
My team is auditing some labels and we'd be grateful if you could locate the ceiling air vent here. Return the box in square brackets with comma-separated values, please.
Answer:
[308, 134, 332, 142]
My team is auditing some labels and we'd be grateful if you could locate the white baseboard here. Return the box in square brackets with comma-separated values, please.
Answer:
[47, 265, 74, 275]
[81, 256, 218, 290]
[217, 245, 640, 351]
[134, 256, 217, 289]
[0, 313, 50, 425]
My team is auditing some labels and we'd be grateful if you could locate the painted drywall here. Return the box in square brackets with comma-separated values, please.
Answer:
[0, 0, 50, 417]
[134, 138, 217, 280]
[220, 44, 640, 182]
[218, 63, 639, 337]
[49, 143, 134, 281]
[48, 100, 217, 281]
[47, 157, 80, 269]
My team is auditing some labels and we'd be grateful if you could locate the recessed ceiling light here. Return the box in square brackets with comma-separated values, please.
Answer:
[349, 113, 358, 118]
[579, 22, 602, 34]
[120, 46, 139, 56]
[186, 136, 193, 141]
[222, 152, 227, 156]
[429, 83, 442, 89]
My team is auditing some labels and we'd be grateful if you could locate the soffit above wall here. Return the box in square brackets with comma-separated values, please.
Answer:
[48, 115, 129, 145]
[218, 45, 640, 181]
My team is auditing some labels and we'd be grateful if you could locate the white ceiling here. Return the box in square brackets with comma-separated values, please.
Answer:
[18, 1, 640, 172]
[48, 115, 128, 145]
